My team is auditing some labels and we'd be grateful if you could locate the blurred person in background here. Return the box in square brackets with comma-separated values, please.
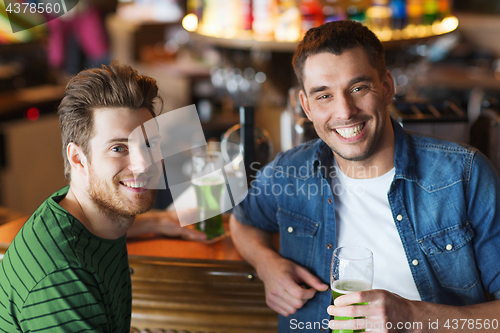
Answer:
[46, 0, 117, 74]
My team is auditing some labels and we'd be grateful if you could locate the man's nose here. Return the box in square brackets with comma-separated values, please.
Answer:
[129, 147, 152, 174]
[333, 92, 357, 120]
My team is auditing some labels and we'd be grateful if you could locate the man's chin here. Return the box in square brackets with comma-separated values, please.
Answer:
[126, 193, 156, 215]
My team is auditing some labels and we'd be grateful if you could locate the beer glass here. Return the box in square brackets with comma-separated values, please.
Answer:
[330, 246, 373, 333]
[191, 149, 225, 239]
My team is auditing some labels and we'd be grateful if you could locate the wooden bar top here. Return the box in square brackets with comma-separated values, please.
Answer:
[0, 215, 245, 261]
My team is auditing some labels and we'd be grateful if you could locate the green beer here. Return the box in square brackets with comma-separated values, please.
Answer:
[192, 175, 225, 239]
[331, 279, 371, 333]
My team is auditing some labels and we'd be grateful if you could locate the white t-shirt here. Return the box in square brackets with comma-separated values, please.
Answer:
[332, 160, 421, 301]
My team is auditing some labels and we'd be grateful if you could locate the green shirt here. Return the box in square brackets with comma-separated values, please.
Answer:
[0, 186, 131, 332]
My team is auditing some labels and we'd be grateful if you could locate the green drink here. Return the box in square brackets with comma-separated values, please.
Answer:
[331, 279, 371, 333]
[192, 175, 225, 239]
[331, 246, 373, 333]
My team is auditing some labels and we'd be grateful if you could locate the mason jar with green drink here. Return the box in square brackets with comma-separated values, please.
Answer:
[330, 246, 373, 333]
[191, 150, 225, 240]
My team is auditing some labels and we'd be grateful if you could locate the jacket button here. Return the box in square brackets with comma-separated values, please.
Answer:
[327, 244, 332, 250]
[328, 198, 332, 204]
[446, 244, 453, 251]
[396, 214, 403, 221]
[412, 259, 419, 266]
[287, 227, 294, 233]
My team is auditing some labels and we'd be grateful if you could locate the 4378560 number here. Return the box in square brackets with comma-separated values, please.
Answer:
[6, 2, 62, 14]
[444, 319, 498, 330]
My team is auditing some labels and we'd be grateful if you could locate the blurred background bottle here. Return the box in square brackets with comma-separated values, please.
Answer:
[275, 0, 301, 42]
[322, 0, 347, 23]
[241, 0, 254, 31]
[423, 0, 438, 25]
[187, 0, 204, 22]
[345, 0, 371, 22]
[366, 0, 392, 35]
[389, 0, 407, 30]
[299, 0, 324, 35]
[200, 0, 222, 36]
[437, 0, 451, 20]
[253, 0, 279, 40]
[407, 0, 424, 26]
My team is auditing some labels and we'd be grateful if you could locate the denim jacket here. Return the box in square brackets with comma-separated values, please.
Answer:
[233, 118, 500, 332]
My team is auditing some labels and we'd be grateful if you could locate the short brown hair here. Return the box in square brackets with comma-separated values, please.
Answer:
[292, 20, 386, 91]
[58, 61, 162, 180]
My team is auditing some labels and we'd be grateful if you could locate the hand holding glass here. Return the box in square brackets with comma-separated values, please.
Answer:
[331, 246, 373, 333]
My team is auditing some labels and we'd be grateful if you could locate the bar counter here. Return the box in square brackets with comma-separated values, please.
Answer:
[0, 216, 278, 333]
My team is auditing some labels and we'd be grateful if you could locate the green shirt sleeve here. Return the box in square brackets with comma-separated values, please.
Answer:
[19, 266, 109, 332]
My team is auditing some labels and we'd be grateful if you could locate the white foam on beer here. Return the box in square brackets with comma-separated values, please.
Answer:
[332, 279, 371, 294]
[191, 174, 225, 186]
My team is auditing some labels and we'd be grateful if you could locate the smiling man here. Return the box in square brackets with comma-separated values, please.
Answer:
[0, 62, 203, 332]
[230, 21, 500, 332]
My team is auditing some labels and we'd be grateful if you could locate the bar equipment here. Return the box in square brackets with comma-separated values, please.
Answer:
[389, 100, 469, 143]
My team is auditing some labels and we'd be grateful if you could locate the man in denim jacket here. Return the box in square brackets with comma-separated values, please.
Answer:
[230, 20, 500, 332]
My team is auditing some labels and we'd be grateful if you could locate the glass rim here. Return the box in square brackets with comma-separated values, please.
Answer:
[192, 150, 222, 158]
[333, 246, 373, 261]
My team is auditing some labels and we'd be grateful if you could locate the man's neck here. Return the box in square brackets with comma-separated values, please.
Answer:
[335, 151, 395, 179]
[58, 185, 133, 239]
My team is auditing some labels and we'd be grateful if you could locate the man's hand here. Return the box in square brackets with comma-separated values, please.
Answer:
[328, 289, 417, 332]
[259, 256, 329, 317]
[230, 215, 328, 317]
[328, 290, 500, 333]
[128, 210, 207, 241]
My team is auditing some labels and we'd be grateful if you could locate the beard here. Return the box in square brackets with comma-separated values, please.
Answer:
[323, 113, 385, 162]
[88, 168, 156, 220]
[330, 130, 382, 162]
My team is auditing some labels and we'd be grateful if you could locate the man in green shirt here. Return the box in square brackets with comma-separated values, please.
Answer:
[0, 62, 202, 332]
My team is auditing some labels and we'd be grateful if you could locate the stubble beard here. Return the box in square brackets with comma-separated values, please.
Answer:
[323, 114, 384, 162]
[88, 168, 156, 222]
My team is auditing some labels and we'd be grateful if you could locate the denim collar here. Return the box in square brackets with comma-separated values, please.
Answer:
[312, 139, 334, 179]
[311, 117, 417, 180]
[392, 117, 418, 181]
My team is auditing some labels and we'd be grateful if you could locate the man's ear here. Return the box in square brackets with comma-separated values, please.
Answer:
[382, 69, 395, 106]
[67, 143, 89, 177]
[299, 89, 313, 122]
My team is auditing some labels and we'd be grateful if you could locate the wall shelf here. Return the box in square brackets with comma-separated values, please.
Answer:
[190, 16, 459, 52]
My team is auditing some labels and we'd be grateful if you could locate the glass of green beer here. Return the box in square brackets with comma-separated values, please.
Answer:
[191, 149, 225, 240]
[331, 246, 373, 333]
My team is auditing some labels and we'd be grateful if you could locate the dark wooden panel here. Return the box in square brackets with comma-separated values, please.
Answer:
[129, 256, 278, 333]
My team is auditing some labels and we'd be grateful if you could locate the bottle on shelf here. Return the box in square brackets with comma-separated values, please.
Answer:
[322, 0, 347, 23]
[253, 0, 280, 40]
[275, 0, 301, 42]
[437, 0, 452, 20]
[299, 0, 324, 35]
[389, 0, 406, 31]
[187, 0, 204, 22]
[201, 0, 240, 38]
[406, 0, 424, 26]
[423, 0, 438, 25]
[345, 0, 371, 22]
[241, 0, 254, 31]
[366, 0, 392, 39]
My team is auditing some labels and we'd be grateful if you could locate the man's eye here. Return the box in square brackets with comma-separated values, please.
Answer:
[352, 86, 366, 93]
[111, 146, 127, 153]
[317, 94, 330, 100]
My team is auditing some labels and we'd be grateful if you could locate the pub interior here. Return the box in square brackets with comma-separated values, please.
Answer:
[0, 0, 500, 332]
